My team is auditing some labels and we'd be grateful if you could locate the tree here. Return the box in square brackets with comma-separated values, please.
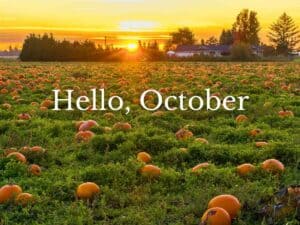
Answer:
[232, 9, 260, 45]
[205, 36, 218, 45]
[268, 13, 300, 55]
[219, 29, 234, 45]
[230, 42, 252, 61]
[170, 27, 196, 45]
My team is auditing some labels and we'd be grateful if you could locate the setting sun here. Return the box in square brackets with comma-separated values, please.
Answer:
[127, 43, 138, 52]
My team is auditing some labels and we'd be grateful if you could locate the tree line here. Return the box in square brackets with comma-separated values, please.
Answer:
[168, 10, 299, 57]
[19, 33, 164, 61]
[19, 10, 299, 61]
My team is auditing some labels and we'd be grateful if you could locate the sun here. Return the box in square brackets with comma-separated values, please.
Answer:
[127, 43, 138, 52]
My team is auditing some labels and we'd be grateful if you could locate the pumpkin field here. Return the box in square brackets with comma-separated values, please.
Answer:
[0, 61, 299, 225]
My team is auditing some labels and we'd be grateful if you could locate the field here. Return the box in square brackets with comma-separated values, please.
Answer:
[0, 62, 299, 225]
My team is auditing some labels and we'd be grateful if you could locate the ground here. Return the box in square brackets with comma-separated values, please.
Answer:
[0, 62, 299, 225]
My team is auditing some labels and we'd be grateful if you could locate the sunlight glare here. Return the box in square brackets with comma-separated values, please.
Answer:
[127, 43, 138, 52]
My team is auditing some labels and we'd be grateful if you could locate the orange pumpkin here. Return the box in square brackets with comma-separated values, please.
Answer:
[278, 110, 294, 118]
[175, 128, 193, 140]
[200, 207, 231, 225]
[4, 147, 18, 156]
[249, 129, 262, 137]
[113, 122, 132, 131]
[15, 193, 34, 206]
[29, 164, 42, 176]
[192, 162, 210, 173]
[103, 112, 114, 120]
[235, 114, 248, 123]
[103, 127, 112, 132]
[152, 111, 164, 117]
[140, 165, 161, 178]
[137, 152, 152, 163]
[2, 103, 11, 109]
[76, 182, 100, 199]
[75, 131, 95, 142]
[18, 113, 31, 120]
[237, 163, 255, 176]
[75, 121, 85, 130]
[41, 99, 53, 108]
[262, 159, 284, 174]
[255, 141, 268, 148]
[208, 194, 241, 219]
[0, 184, 22, 204]
[7, 152, 27, 163]
[195, 138, 209, 144]
[78, 120, 99, 131]
[30, 146, 45, 153]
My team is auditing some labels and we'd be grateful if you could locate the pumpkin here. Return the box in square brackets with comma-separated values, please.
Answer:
[2, 103, 11, 109]
[41, 99, 53, 108]
[7, 152, 27, 163]
[103, 127, 112, 132]
[180, 147, 188, 153]
[208, 194, 241, 219]
[15, 193, 34, 206]
[235, 114, 248, 123]
[103, 112, 114, 120]
[195, 138, 209, 144]
[0, 184, 22, 204]
[237, 163, 255, 176]
[255, 141, 268, 148]
[140, 165, 161, 178]
[29, 164, 42, 176]
[175, 128, 193, 140]
[18, 113, 31, 120]
[78, 120, 99, 131]
[249, 129, 262, 137]
[192, 162, 210, 173]
[76, 182, 100, 199]
[200, 207, 231, 225]
[75, 131, 95, 142]
[278, 110, 294, 118]
[262, 159, 284, 174]
[75, 121, 85, 130]
[152, 111, 164, 117]
[137, 152, 152, 163]
[264, 80, 275, 89]
[30, 146, 46, 153]
[113, 122, 132, 131]
[4, 147, 18, 156]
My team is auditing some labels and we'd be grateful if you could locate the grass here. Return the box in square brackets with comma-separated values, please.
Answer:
[0, 62, 299, 225]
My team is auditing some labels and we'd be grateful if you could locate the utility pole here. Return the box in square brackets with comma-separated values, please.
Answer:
[104, 36, 107, 49]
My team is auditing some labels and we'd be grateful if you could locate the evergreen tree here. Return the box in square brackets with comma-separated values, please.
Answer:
[268, 13, 300, 55]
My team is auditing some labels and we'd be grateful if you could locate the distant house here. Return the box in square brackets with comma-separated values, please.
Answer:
[289, 50, 300, 57]
[0, 49, 20, 59]
[167, 44, 262, 58]
[251, 45, 263, 57]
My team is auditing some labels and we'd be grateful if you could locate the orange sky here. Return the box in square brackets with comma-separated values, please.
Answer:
[0, 0, 299, 50]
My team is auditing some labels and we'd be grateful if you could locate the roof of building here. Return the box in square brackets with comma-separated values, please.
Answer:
[175, 44, 231, 52]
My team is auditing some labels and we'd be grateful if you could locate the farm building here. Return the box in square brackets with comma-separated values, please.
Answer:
[167, 44, 263, 58]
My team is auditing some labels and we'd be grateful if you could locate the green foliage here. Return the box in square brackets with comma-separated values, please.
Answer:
[0, 62, 299, 225]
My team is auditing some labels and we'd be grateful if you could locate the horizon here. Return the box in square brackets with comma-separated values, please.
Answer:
[1, 0, 300, 50]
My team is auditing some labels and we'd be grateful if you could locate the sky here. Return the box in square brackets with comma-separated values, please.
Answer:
[0, 0, 300, 49]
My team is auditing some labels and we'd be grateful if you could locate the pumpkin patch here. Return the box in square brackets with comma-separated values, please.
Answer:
[0, 62, 298, 224]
